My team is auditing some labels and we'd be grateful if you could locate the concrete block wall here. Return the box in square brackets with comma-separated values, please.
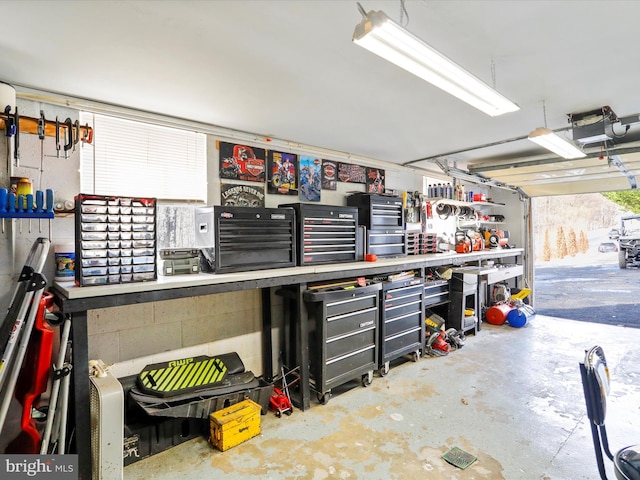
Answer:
[87, 288, 278, 378]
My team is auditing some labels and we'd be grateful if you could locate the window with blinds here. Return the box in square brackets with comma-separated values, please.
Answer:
[80, 112, 207, 201]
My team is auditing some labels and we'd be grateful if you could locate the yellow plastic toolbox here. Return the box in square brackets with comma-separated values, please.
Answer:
[209, 399, 261, 451]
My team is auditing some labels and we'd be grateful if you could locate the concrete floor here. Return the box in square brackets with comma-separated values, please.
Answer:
[124, 315, 640, 480]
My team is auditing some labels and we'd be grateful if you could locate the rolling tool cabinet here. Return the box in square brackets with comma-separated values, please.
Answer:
[303, 282, 381, 404]
[378, 275, 424, 376]
[279, 203, 359, 265]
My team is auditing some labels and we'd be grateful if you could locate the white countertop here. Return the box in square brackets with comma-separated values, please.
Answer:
[55, 248, 523, 300]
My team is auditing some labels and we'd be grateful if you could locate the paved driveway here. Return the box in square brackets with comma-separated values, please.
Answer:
[534, 254, 640, 328]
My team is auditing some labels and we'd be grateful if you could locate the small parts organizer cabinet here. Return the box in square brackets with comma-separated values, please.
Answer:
[280, 203, 359, 265]
[347, 193, 407, 258]
[379, 276, 425, 376]
[303, 282, 381, 405]
[75, 194, 157, 286]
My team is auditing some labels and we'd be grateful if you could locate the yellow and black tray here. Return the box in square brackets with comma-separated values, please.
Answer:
[136, 353, 245, 398]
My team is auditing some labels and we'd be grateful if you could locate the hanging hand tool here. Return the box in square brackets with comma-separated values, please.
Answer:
[82, 123, 93, 143]
[72, 120, 80, 153]
[63, 118, 72, 159]
[4, 106, 16, 166]
[0, 188, 5, 233]
[55, 117, 60, 158]
[38, 111, 45, 190]
[13, 106, 19, 165]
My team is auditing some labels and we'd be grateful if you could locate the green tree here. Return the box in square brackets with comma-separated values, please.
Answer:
[601, 191, 640, 213]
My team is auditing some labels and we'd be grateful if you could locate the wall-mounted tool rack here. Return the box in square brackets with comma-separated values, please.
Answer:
[0, 188, 55, 219]
[0, 112, 94, 143]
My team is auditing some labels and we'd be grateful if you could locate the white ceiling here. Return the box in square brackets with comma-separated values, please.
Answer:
[3, 0, 640, 196]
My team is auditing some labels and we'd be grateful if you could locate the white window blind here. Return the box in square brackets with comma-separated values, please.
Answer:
[80, 112, 207, 201]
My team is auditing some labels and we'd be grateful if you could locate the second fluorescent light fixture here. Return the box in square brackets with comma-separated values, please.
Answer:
[352, 7, 519, 116]
[528, 127, 586, 159]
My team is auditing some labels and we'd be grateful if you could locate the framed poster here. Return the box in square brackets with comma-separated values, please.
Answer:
[321, 160, 337, 190]
[337, 163, 367, 183]
[219, 141, 266, 183]
[366, 167, 385, 194]
[220, 183, 265, 207]
[267, 150, 298, 195]
[299, 156, 322, 202]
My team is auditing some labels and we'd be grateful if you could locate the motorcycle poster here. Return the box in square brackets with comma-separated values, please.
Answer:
[322, 160, 337, 190]
[366, 167, 385, 193]
[299, 156, 322, 202]
[337, 162, 367, 183]
[267, 150, 298, 195]
[220, 183, 265, 207]
[219, 141, 266, 183]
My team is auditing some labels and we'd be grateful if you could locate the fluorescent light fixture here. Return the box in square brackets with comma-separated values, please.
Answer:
[352, 8, 519, 116]
[528, 127, 586, 159]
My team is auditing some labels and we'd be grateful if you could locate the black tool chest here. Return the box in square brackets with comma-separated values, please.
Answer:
[303, 282, 381, 404]
[378, 275, 424, 375]
[347, 193, 404, 228]
[347, 193, 407, 258]
[366, 229, 407, 257]
[75, 194, 157, 286]
[279, 203, 359, 265]
[213, 206, 296, 273]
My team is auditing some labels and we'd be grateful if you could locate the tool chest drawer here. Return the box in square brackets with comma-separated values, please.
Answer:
[304, 282, 381, 404]
[424, 279, 450, 306]
[347, 193, 404, 229]
[378, 277, 424, 374]
[280, 203, 358, 266]
[325, 293, 378, 317]
[214, 206, 296, 273]
[75, 194, 157, 286]
[366, 229, 407, 258]
[326, 306, 378, 338]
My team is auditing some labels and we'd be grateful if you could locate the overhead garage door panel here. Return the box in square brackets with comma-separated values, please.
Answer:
[474, 152, 640, 197]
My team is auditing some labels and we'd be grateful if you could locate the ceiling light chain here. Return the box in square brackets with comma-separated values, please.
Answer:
[491, 57, 496, 89]
[399, 0, 409, 27]
[542, 99, 548, 128]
